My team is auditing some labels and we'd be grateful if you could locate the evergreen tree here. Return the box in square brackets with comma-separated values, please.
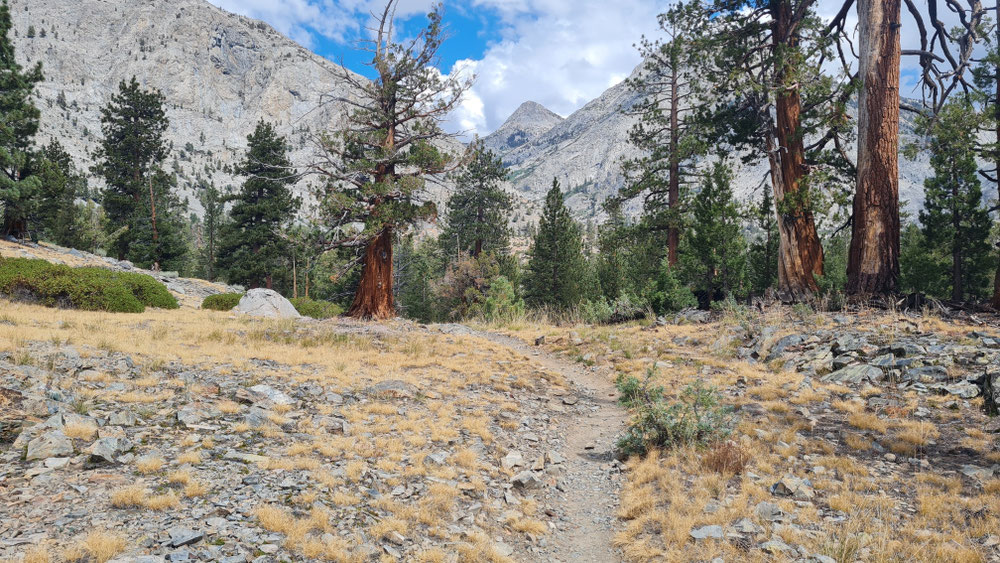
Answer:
[197, 181, 224, 282]
[395, 237, 441, 323]
[678, 162, 747, 301]
[596, 203, 633, 301]
[524, 178, 587, 309]
[615, 1, 705, 268]
[314, 1, 471, 319]
[441, 141, 511, 259]
[913, 99, 995, 301]
[0, 0, 44, 238]
[32, 139, 87, 247]
[747, 188, 779, 296]
[93, 76, 186, 270]
[218, 121, 300, 289]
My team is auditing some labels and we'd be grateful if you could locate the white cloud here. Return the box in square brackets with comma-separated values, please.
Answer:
[446, 0, 664, 137]
[207, 0, 358, 46]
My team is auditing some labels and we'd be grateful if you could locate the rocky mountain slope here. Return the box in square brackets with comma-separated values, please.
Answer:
[485, 66, 969, 223]
[10, 0, 463, 216]
[481, 101, 565, 155]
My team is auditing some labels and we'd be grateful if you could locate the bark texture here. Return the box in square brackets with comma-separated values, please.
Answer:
[348, 227, 395, 319]
[769, 0, 824, 301]
[847, 0, 902, 296]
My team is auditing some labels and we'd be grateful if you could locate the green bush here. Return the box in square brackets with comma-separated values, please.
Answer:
[202, 292, 243, 311]
[290, 297, 343, 319]
[616, 371, 735, 457]
[0, 257, 178, 313]
[476, 276, 525, 323]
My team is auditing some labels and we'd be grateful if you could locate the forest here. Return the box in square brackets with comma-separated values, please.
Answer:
[1, 0, 999, 322]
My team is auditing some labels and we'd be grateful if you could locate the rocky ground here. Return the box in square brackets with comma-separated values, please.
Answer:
[506, 305, 1000, 562]
[0, 300, 628, 563]
[4, 271, 1000, 563]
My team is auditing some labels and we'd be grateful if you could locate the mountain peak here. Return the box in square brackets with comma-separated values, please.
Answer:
[482, 101, 564, 154]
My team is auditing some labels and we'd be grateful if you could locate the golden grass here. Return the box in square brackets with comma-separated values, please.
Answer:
[135, 456, 165, 474]
[177, 450, 202, 465]
[63, 422, 98, 440]
[62, 531, 126, 563]
[848, 412, 888, 434]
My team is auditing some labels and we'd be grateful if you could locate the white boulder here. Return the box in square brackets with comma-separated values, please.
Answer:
[235, 289, 301, 319]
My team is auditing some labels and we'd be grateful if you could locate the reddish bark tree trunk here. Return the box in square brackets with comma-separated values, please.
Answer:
[667, 62, 680, 267]
[847, 0, 901, 297]
[347, 226, 395, 319]
[769, 1, 824, 301]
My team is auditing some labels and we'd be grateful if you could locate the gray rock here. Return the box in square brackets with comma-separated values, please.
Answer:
[943, 381, 980, 399]
[88, 436, 133, 463]
[690, 525, 724, 540]
[26, 430, 73, 461]
[364, 380, 417, 400]
[511, 470, 543, 489]
[960, 464, 994, 480]
[771, 475, 814, 500]
[502, 451, 524, 470]
[760, 539, 796, 555]
[754, 501, 788, 522]
[235, 289, 301, 319]
[176, 407, 207, 426]
[732, 518, 763, 534]
[167, 527, 204, 548]
[247, 384, 294, 406]
[108, 411, 137, 426]
[822, 364, 883, 384]
[906, 365, 949, 382]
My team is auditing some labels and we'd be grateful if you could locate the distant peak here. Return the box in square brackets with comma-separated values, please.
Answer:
[509, 101, 563, 122]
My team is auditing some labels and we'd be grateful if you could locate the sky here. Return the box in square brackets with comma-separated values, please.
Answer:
[206, 0, 977, 139]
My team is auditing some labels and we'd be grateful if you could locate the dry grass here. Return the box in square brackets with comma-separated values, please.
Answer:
[135, 456, 165, 474]
[62, 531, 126, 563]
[63, 422, 98, 440]
[847, 412, 889, 434]
[177, 450, 201, 465]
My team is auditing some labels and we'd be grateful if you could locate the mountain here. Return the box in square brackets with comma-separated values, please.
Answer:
[10, 0, 461, 215]
[481, 101, 564, 155]
[486, 64, 967, 224]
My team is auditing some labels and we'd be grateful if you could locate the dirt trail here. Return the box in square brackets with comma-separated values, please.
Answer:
[477, 330, 628, 563]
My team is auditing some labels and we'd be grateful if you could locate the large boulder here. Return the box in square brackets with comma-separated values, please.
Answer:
[235, 289, 301, 319]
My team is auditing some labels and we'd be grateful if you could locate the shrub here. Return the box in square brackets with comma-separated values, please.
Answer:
[476, 276, 525, 324]
[702, 441, 751, 475]
[615, 371, 735, 457]
[290, 297, 343, 319]
[202, 292, 243, 311]
[580, 294, 648, 325]
[0, 257, 178, 313]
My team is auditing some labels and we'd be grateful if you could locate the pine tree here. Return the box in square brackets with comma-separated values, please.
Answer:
[747, 188, 779, 296]
[615, 1, 705, 268]
[32, 139, 87, 247]
[915, 99, 995, 301]
[218, 121, 300, 290]
[524, 178, 587, 309]
[679, 162, 747, 301]
[93, 76, 184, 269]
[441, 141, 511, 259]
[312, 1, 471, 319]
[0, 0, 44, 238]
[197, 181, 224, 282]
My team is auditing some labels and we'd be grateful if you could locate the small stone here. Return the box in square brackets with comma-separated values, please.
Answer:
[690, 525, 724, 540]
[511, 470, 543, 489]
[754, 501, 787, 522]
[247, 384, 295, 406]
[732, 518, 763, 534]
[960, 464, 994, 480]
[167, 528, 204, 548]
[562, 395, 579, 406]
[770, 475, 814, 500]
[534, 336, 545, 346]
[502, 451, 524, 470]
[363, 380, 417, 400]
[88, 437, 133, 463]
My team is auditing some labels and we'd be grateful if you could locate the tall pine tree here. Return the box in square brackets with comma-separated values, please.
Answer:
[32, 139, 87, 247]
[914, 99, 995, 302]
[0, 0, 43, 238]
[218, 121, 300, 290]
[524, 178, 587, 309]
[94, 77, 186, 270]
[197, 181, 224, 282]
[747, 188, 779, 296]
[679, 161, 747, 301]
[441, 141, 511, 259]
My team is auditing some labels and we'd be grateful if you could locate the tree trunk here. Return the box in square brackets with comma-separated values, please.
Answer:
[847, 0, 901, 297]
[348, 227, 395, 319]
[667, 63, 680, 267]
[993, 20, 1000, 310]
[952, 182, 962, 302]
[770, 0, 824, 301]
